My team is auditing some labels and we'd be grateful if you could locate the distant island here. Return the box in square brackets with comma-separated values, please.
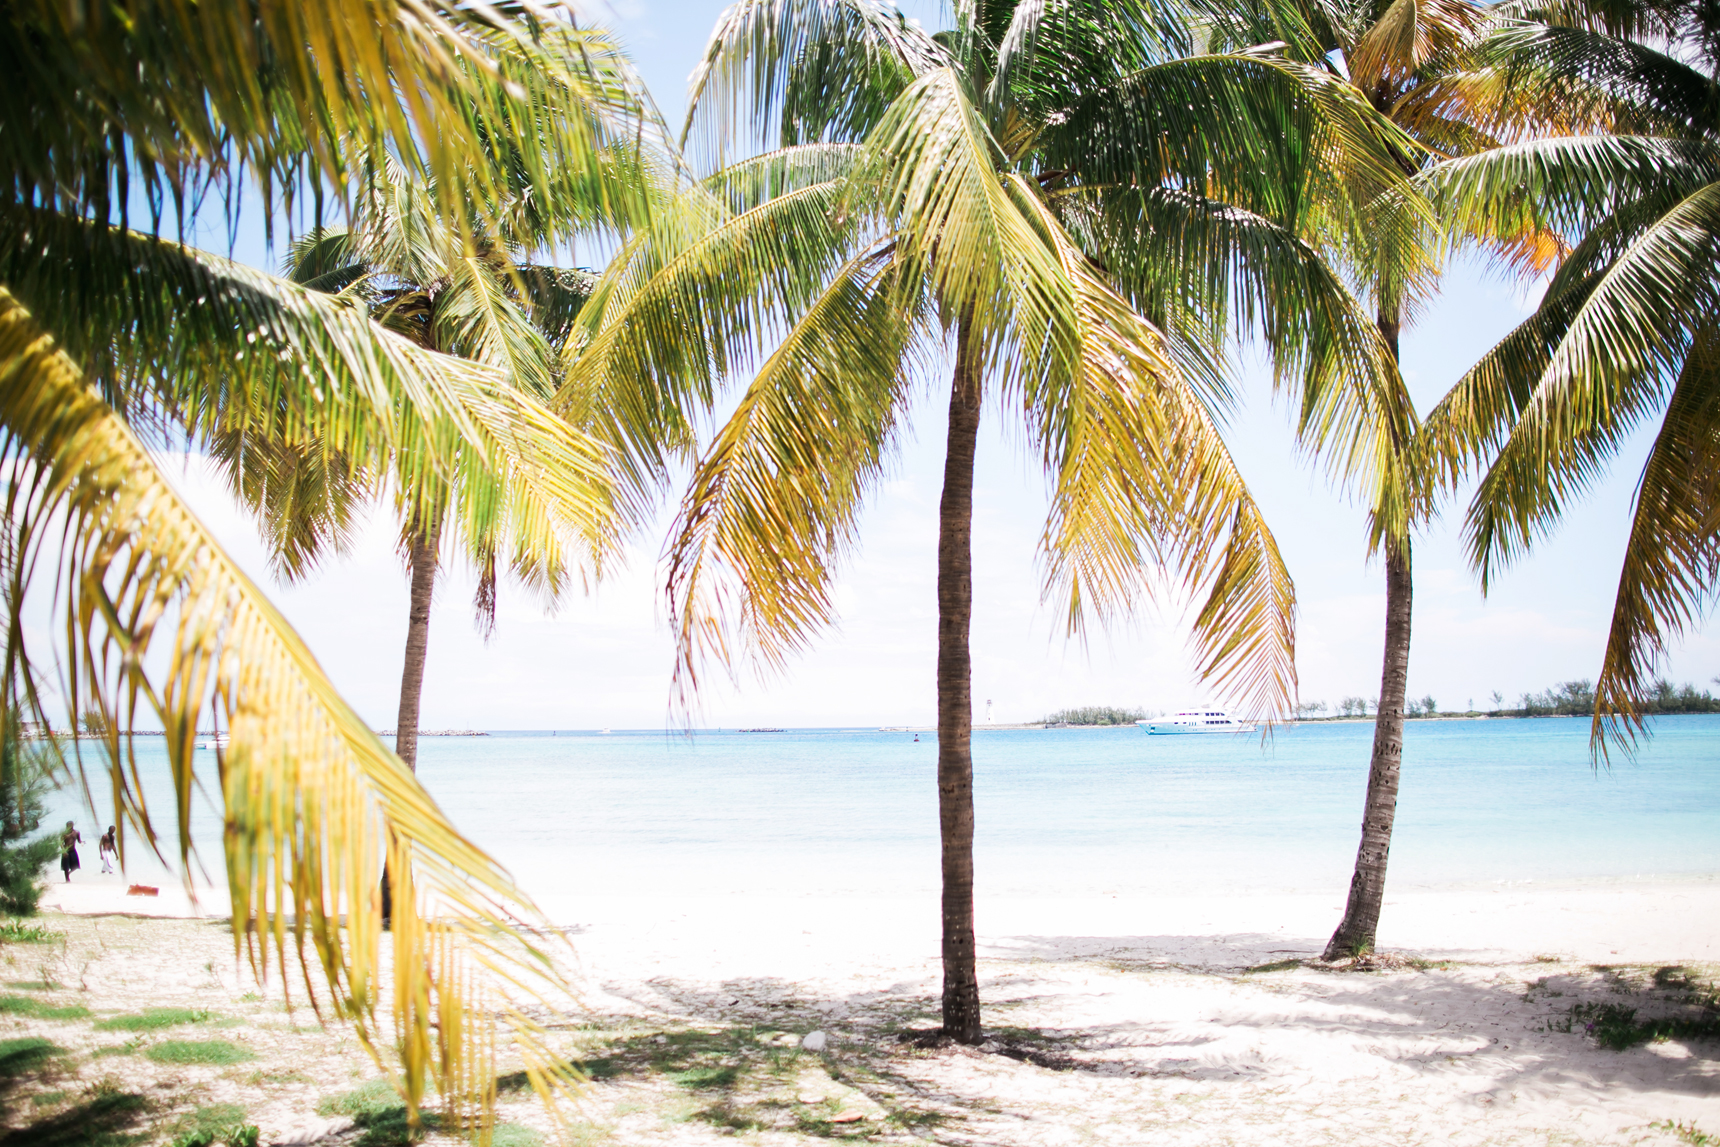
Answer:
[1296, 677, 1720, 720]
[1039, 706, 1149, 728]
[376, 729, 490, 737]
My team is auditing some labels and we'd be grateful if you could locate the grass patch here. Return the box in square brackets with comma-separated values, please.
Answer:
[317, 1080, 439, 1147]
[0, 995, 91, 1021]
[165, 1103, 259, 1147]
[1242, 959, 1302, 975]
[143, 1040, 256, 1067]
[1654, 1120, 1718, 1147]
[487, 1127, 544, 1147]
[669, 1065, 741, 1090]
[6, 982, 56, 992]
[0, 1037, 62, 1077]
[0, 921, 60, 945]
[30, 1090, 68, 1107]
[1571, 1002, 1720, 1050]
[93, 1007, 215, 1032]
[90, 1041, 143, 1059]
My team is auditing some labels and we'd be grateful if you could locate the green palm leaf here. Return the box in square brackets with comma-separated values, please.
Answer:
[1588, 324, 1720, 750]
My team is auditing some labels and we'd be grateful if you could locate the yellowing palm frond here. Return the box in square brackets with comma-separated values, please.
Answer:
[0, 287, 582, 1135]
[1006, 178, 1299, 721]
[663, 253, 924, 706]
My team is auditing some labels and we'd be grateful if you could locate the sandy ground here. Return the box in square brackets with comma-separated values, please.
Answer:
[3, 872, 1716, 1146]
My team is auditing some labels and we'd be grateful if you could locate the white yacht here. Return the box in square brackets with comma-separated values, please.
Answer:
[196, 733, 231, 750]
[1137, 709, 1256, 735]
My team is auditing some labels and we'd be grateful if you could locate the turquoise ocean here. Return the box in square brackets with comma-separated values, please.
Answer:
[44, 715, 1720, 903]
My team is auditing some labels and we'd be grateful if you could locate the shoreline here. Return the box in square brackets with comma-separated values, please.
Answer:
[39, 871, 1720, 966]
[11, 874, 1718, 1146]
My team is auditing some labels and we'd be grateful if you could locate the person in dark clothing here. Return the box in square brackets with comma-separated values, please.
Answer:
[59, 821, 81, 882]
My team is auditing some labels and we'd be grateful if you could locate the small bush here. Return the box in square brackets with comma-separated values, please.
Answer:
[94, 1007, 214, 1032]
[0, 715, 60, 916]
[144, 1040, 256, 1066]
[0, 919, 58, 944]
[0, 993, 91, 1020]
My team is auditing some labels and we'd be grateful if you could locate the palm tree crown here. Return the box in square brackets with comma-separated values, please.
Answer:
[1421, 0, 1720, 752]
[1, 0, 655, 1131]
[567, 0, 1419, 1038]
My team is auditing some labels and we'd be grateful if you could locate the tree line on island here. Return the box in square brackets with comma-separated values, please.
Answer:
[2, 0, 1719, 1128]
[1294, 678, 1720, 719]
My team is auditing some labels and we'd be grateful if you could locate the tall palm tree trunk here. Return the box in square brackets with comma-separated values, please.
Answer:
[394, 527, 439, 773]
[1324, 318, 1412, 961]
[936, 315, 984, 1043]
[383, 525, 437, 929]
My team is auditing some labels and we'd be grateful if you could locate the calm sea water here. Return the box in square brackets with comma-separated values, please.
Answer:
[43, 716, 1720, 900]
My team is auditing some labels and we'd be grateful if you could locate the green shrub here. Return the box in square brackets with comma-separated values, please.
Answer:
[0, 920, 59, 943]
[144, 1040, 256, 1066]
[0, 716, 60, 917]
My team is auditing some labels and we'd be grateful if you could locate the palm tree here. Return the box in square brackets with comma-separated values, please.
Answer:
[239, 160, 614, 776]
[0, 0, 650, 1130]
[1206, 0, 1581, 959]
[566, 0, 1417, 1040]
[1420, 0, 1720, 754]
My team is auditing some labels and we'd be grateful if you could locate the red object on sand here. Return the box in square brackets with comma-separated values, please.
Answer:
[126, 884, 159, 897]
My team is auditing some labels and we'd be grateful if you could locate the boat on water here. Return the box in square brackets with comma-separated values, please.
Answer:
[1137, 709, 1256, 735]
[196, 733, 231, 750]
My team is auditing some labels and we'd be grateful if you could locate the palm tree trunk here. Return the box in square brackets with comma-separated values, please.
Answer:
[936, 313, 983, 1043]
[383, 525, 437, 929]
[1324, 316, 1412, 961]
[394, 527, 439, 773]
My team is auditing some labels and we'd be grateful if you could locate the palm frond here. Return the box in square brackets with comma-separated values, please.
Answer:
[208, 429, 375, 584]
[663, 254, 923, 707]
[1004, 179, 1300, 721]
[0, 287, 582, 1136]
[985, 0, 1194, 117]
[1, 0, 654, 239]
[1425, 133, 1720, 245]
[1589, 322, 1720, 755]
[861, 67, 1068, 373]
[1046, 53, 1419, 241]
[1475, 18, 1719, 137]
[560, 155, 869, 501]
[1347, 0, 1483, 91]
[682, 0, 947, 160]
[1464, 179, 1720, 586]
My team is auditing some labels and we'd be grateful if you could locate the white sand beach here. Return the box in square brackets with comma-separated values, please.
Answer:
[14, 873, 1719, 1146]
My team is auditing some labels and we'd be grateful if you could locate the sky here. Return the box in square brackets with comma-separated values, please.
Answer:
[82, 0, 1720, 730]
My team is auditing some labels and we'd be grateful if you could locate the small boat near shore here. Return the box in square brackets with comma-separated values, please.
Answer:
[1138, 709, 1256, 735]
[196, 733, 230, 750]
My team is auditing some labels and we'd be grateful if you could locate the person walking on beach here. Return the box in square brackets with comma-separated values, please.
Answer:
[59, 821, 81, 882]
[98, 826, 116, 874]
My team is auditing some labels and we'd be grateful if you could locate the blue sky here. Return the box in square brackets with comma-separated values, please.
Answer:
[151, 0, 1720, 729]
